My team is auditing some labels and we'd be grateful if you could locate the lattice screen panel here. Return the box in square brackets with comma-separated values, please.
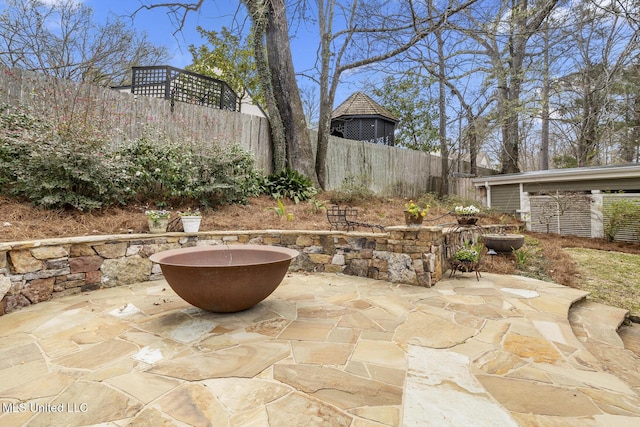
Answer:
[131, 66, 238, 111]
[530, 194, 591, 237]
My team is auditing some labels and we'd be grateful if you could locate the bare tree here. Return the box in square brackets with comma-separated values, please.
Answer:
[416, 38, 494, 178]
[300, 84, 320, 128]
[0, 0, 169, 86]
[136, 0, 317, 181]
[135, 0, 477, 187]
[395, 3, 495, 179]
[251, 12, 287, 172]
[435, 20, 449, 194]
[552, 0, 640, 166]
[448, 0, 560, 173]
[617, 61, 640, 162]
[540, 20, 551, 170]
[313, 0, 480, 189]
[260, 0, 316, 181]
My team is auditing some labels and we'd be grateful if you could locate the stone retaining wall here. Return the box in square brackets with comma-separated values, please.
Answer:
[0, 225, 516, 316]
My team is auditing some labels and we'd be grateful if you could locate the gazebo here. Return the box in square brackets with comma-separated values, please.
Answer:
[330, 92, 398, 146]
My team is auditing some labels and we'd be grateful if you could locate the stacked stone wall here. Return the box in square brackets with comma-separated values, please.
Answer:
[0, 225, 516, 316]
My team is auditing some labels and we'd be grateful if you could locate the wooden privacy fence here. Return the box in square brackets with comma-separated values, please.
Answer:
[318, 133, 492, 198]
[0, 67, 272, 172]
[0, 67, 489, 199]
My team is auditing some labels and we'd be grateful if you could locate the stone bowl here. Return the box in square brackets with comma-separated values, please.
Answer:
[149, 245, 299, 313]
[482, 234, 525, 253]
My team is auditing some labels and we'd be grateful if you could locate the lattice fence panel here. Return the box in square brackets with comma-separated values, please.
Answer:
[131, 66, 237, 111]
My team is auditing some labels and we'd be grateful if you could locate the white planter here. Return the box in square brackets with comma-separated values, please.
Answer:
[148, 218, 169, 234]
[181, 216, 202, 233]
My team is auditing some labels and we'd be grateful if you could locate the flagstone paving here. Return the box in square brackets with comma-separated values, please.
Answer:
[0, 272, 639, 426]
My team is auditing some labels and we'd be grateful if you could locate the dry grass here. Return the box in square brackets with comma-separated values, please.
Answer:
[0, 194, 471, 242]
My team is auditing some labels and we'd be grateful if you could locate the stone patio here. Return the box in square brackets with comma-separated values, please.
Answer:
[1, 272, 639, 426]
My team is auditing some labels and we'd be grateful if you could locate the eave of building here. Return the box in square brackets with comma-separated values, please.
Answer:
[332, 114, 398, 123]
[472, 164, 640, 187]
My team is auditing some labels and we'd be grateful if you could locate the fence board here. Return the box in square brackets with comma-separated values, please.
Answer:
[0, 67, 492, 198]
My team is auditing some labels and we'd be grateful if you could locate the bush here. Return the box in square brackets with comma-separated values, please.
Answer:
[1, 104, 132, 210]
[0, 104, 263, 211]
[115, 134, 185, 203]
[261, 168, 317, 204]
[604, 198, 640, 242]
[0, 104, 50, 189]
[16, 139, 132, 210]
[178, 143, 263, 207]
[116, 136, 263, 208]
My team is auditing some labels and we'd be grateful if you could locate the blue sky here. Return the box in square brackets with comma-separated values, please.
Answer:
[85, 1, 359, 106]
[87, 0, 250, 69]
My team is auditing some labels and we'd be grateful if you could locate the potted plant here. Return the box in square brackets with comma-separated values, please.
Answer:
[450, 242, 483, 279]
[454, 205, 480, 225]
[403, 200, 430, 226]
[453, 245, 481, 264]
[179, 208, 202, 233]
[146, 210, 171, 233]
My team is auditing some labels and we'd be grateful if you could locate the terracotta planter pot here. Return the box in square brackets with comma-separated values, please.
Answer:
[404, 211, 424, 227]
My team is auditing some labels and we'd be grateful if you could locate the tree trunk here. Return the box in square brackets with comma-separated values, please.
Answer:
[631, 94, 640, 162]
[468, 121, 478, 175]
[315, 0, 333, 190]
[315, 95, 331, 190]
[541, 21, 550, 170]
[251, 16, 286, 172]
[495, 71, 518, 173]
[264, 0, 317, 183]
[501, 110, 521, 174]
[436, 26, 449, 195]
[577, 87, 602, 166]
[488, 0, 559, 174]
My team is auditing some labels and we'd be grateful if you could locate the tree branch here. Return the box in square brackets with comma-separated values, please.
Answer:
[132, 1, 205, 35]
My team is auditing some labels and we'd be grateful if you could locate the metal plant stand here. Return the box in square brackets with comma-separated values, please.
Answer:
[446, 223, 485, 281]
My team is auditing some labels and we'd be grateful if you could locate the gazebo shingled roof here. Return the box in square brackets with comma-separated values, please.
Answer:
[330, 92, 398, 146]
[331, 92, 399, 122]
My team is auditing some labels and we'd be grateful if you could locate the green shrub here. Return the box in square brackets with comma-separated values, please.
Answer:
[115, 134, 184, 202]
[1, 103, 263, 211]
[514, 246, 537, 269]
[604, 198, 640, 242]
[0, 104, 50, 189]
[117, 137, 263, 208]
[12, 134, 132, 210]
[177, 143, 263, 207]
[0, 104, 132, 210]
[261, 168, 317, 204]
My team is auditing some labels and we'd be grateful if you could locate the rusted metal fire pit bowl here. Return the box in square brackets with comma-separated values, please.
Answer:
[149, 245, 299, 313]
[482, 234, 525, 253]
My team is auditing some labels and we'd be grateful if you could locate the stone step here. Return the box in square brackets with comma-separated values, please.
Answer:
[619, 323, 640, 358]
[568, 299, 629, 348]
